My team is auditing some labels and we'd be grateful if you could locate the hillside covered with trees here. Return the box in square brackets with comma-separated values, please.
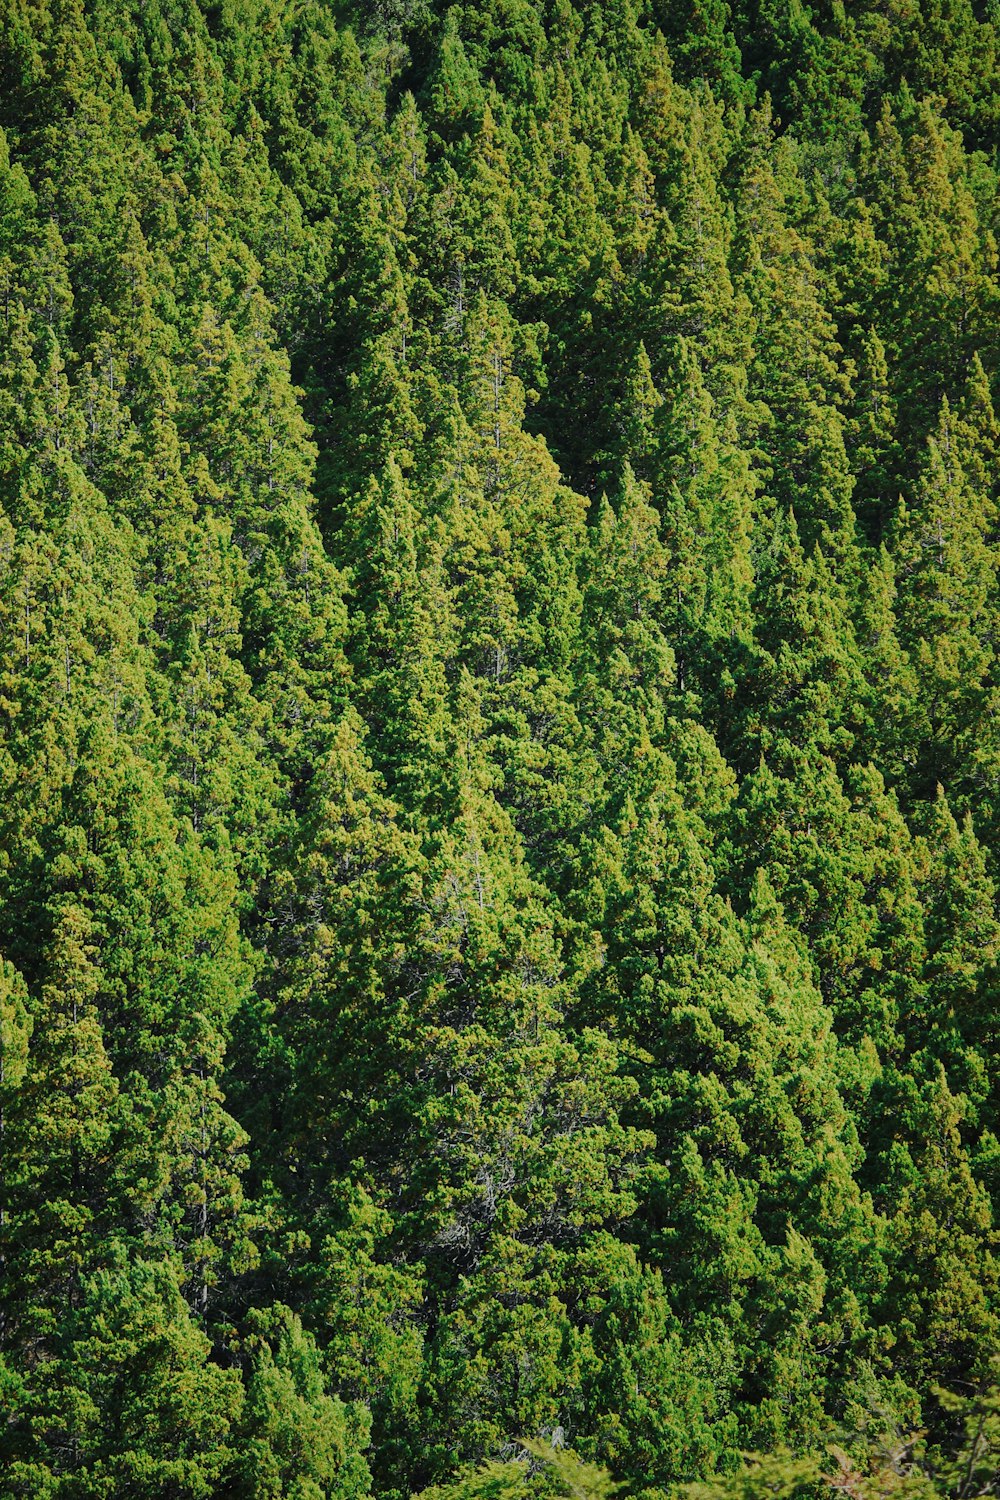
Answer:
[3, 0, 1000, 1495]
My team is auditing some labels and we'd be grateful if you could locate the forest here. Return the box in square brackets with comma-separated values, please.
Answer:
[3, 0, 1000, 1495]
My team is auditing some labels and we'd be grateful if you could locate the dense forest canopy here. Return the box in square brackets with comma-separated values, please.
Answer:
[3, 0, 1000, 1496]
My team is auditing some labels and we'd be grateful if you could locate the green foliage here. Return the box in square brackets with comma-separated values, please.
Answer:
[1, 0, 1000, 1496]
[413, 1441, 621, 1500]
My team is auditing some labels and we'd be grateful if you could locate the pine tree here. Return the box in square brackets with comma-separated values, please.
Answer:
[3, 1253, 245, 1498]
[891, 369, 1000, 813]
[237, 1303, 372, 1500]
[0, 900, 120, 1352]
